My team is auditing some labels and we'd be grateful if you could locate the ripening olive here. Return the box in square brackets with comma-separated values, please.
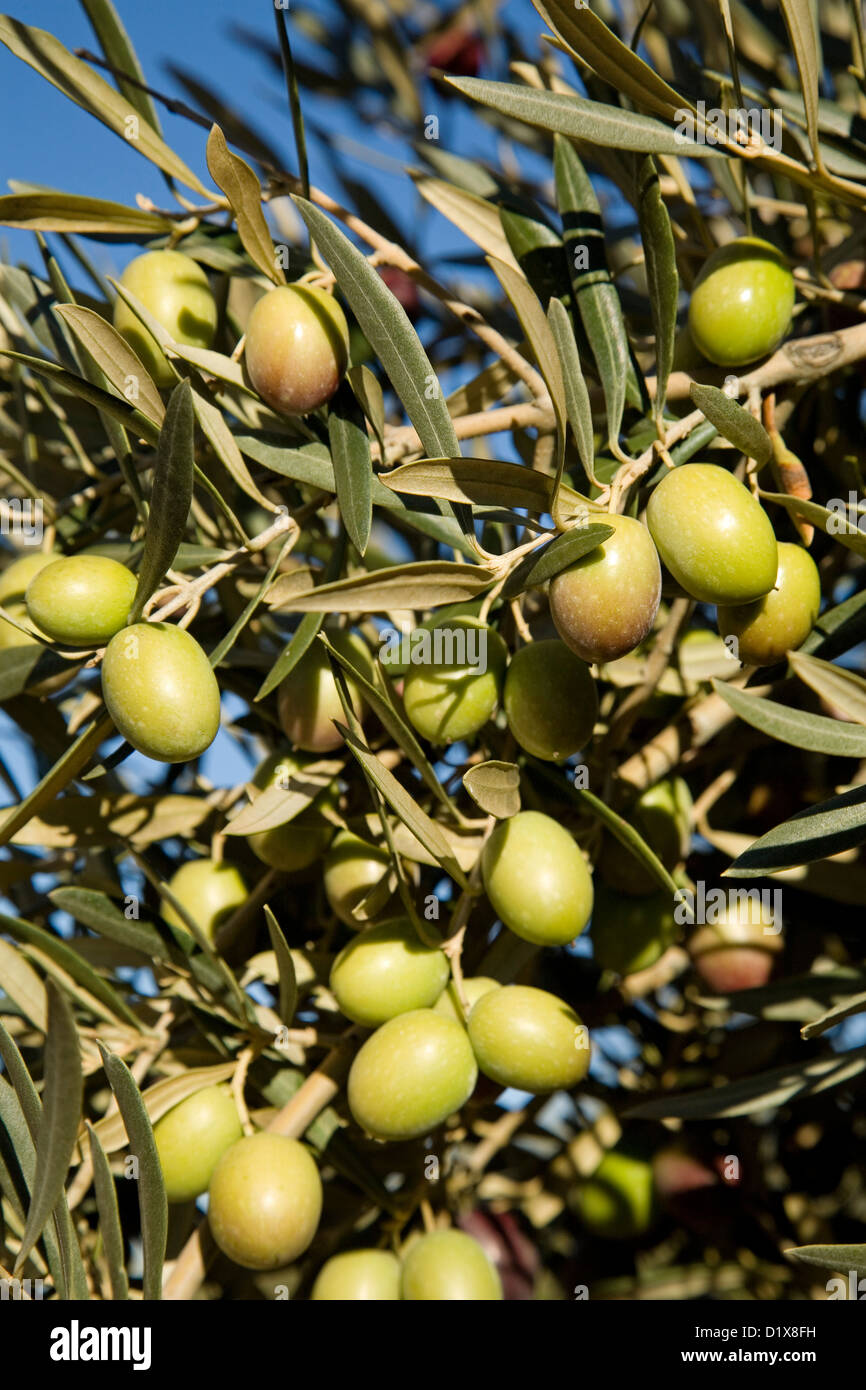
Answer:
[689, 896, 784, 993]
[646, 464, 778, 605]
[467, 985, 590, 1094]
[113, 250, 217, 388]
[548, 514, 661, 664]
[323, 829, 395, 927]
[153, 1085, 242, 1202]
[688, 237, 795, 367]
[311, 1249, 402, 1300]
[401, 1230, 502, 1301]
[598, 777, 692, 896]
[243, 284, 350, 415]
[503, 639, 597, 761]
[401, 616, 507, 745]
[590, 884, 679, 976]
[208, 1132, 323, 1270]
[717, 542, 821, 666]
[329, 918, 450, 1026]
[277, 629, 372, 753]
[101, 622, 221, 762]
[433, 975, 500, 1025]
[245, 749, 337, 871]
[481, 810, 593, 947]
[160, 858, 248, 946]
[25, 555, 136, 647]
[347, 1009, 478, 1141]
[569, 1149, 657, 1239]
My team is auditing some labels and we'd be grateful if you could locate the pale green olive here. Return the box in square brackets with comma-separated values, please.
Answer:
[646, 464, 778, 605]
[322, 829, 395, 927]
[569, 1149, 657, 1239]
[688, 237, 795, 367]
[101, 622, 221, 763]
[153, 1085, 242, 1202]
[481, 810, 593, 946]
[347, 1009, 478, 1141]
[433, 976, 500, 1025]
[208, 1132, 322, 1270]
[717, 542, 821, 666]
[160, 858, 248, 946]
[329, 917, 450, 1026]
[400, 1229, 502, 1301]
[310, 1249, 401, 1300]
[277, 629, 372, 753]
[401, 617, 507, 745]
[467, 984, 591, 1093]
[113, 250, 217, 388]
[25, 555, 137, 647]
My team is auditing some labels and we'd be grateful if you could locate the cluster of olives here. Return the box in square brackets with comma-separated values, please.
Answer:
[153, 1085, 501, 1295]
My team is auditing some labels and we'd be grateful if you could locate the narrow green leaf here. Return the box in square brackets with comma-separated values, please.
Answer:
[100, 1045, 167, 1301]
[787, 1244, 866, 1279]
[347, 365, 385, 454]
[49, 887, 168, 959]
[54, 303, 164, 427]
[15, 983, 82, 1275]
[383, 456, 585, 514]
[788, 650, 866, 724]
[547, 296, 595, 482]
[190, 385, 278, 514]
[0, 908, 143, 1032]
[265, 907, 298, 1026]
[727, 784, 866, 877]
[0, 712, 112, 850]
[690, 384, 772, 464]
[627, 1047, 866, 1119]
[0, 940, 47, 1030]
[206, 124, 284, 285]
[327, 380, 372, 556]
[501, 523, 614, 599]
[85, 1122, 129, 1300]
[555, 137, 641, 445]
[79, 0, 162, 132]
[274, 560, 495, 613]
[760, 491, 866, 560]
[713, 681, 866, 756]
[256, 610, 325, 702]
[0, 192, 171, 234]
[129, 378, 194, 621]
[0, 1077, 68, 1296]
[779, 0, 822, 168]
[635, 156, 677, 422]
[292, 198, 460, 460]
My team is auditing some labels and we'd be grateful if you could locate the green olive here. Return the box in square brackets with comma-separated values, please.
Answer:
[400, 1230, 502, 1301]
[310, 1249, 402, 1300]
[598, 777, 692, 896]
[153, 1085, 242, 1202]
[503, 639, 598, 761]
[717, 542, 821, 666]
[243, 284, 350, 415]
[433, 976, 500, 1025]
[481, 810, 593, 947]
[0, 551, 55, 604]
[277, 629, 372, 753]
[569, 1149, 657, 1239]
[160, 858, 248, 946]
[689, 896, 784, 993]
[646, 463, 778, 605]
[207, 1132, 322, 1270]
[548, 514, 661, 664]
[467, 984, 591, 1093]
[329, 917, 450, 1026]
[113, 250, 217, 388]
[401, 617, 507, 745]
[101, 622, 221, 763]
[688, 236, 795, 367]
[323, 829, 395, 927]
[347, 1009, 478, 1141]
[245, 749, 337, 871]
[591, 884, 679, 975]
[25, 555, 136, 647]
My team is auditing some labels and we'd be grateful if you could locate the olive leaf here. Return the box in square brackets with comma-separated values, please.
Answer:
[713, 681, 866, 757]
[225, 760, 343, 836]
[0, 192, 172, 235]
[206, 124, 284, 285]
[501, 523, 614, 599]
[99, 1046, 167, 1301]
[689, 384, 773, 464]
[273, 560, 495, 613]
[726, 783, 866, 877]
[788, 650, 866, 724]
[265, 907, 298, 1026]
[54, 304, 165, 428]
[49, 887, 168, 960]
[0, 909, 143, 1031]
[463, 761, 521, 818]
[635, 156, 678, 423]
[0, 939, 47, 1031]
[760, 491, 866, 560]
[80, 0, 162, 132]
[15, 983, 83, 1276]
[85, 1064, 237, 1157]
[327, 380, 373, 556]
[382, 456, 584, 513]
[85, 1122, 129, 1301]
[786, 1245, 866, 1279]
[129, 378, 195, 622]
[547, 296, 596, 484]
[414, 174, 520, 268]
[627, 1047, 866, 1119]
